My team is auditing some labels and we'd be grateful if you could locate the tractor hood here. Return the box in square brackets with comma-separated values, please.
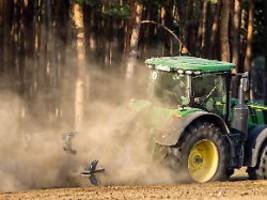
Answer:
[127, 99, 204, 145]
[128, 99, 201, 124]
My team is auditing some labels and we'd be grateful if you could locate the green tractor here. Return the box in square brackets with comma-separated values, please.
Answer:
[67, 56, 267, 184]
[136, 56, 267, 183]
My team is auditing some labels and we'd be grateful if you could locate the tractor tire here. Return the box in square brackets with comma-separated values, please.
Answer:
[247, 143, 267, 180]
[162, 121, 229, 183]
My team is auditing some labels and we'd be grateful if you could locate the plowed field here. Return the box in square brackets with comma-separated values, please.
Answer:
[1, 180, 267, 200]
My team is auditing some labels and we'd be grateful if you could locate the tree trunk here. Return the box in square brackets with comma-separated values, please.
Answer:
[160, 5, 166, 55]
[0, 0, 4, 72]
[220, 0, 230, 61]
[232, 0, 241, 71]
[264, 0, 267, 105]
[209, 2, 220, 59]
[125, 1, 143, 80]
[129, 2, 143, 53]
[198, 0, 208, 57]
[0, 0, 3, 25]
[176, 0, 188, 54]
[72, 3, 87, 131]
[244, 0, 254, 72]
[166, 0, 174, 55]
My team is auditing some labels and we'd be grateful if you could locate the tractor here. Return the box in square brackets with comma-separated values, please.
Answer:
[66, 56, 267, 184]
[136, 56, 267, 183]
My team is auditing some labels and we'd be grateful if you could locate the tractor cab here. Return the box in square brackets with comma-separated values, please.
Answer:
[145, 56, 234, 121]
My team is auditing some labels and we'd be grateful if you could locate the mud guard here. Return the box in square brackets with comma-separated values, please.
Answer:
[245, 125, 267, 167]
[154, 111, 230, 146]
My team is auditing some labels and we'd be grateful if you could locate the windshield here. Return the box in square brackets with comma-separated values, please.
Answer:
[191, 73, 227, 118]
[150, 71, 190, 107]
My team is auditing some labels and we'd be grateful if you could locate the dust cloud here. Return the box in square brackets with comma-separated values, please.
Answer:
[0, 91, 74, 191]
[0, 63, 176, 193]
[71, 101, 175, 186]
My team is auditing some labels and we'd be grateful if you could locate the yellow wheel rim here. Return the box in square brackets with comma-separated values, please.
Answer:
[188, 139, 219, 183]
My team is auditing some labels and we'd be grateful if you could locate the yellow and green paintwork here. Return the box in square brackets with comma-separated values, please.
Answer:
[128, 99, 202, 129]
[129, 99, 199, 117]
[129, 98, 267, 135]
[248, 102, 267, 128]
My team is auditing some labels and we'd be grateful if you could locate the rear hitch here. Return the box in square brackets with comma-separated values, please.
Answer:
[81, 160, 105, 186]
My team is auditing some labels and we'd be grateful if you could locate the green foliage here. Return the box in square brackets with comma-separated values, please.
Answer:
[72, 0, 85, 5]
[85, 0, 102, 6]
[102, 1, 131, 19]
[141, 0, 165, 8]
[72, 0, 131, 19]
[72, 0, 101, 6]
[206, 0, 218, 4]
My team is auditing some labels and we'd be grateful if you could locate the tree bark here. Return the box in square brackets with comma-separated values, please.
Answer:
[175, 0, 186, 53]
[232, 0, 241, 70]
[129, 2, 143, 53]
[0, 0, 3, 25]
[125, 1, 143, 80]
[220, 0, 231, 61]
[209, 2, 220, 59]
[264, 0, 267, 105]
[72, 3, 87, 131]
[160, 5, 166, 55]
[244, 0, 254, 72]
[0, 0, 4, 72]
[198, 0, 208, 57]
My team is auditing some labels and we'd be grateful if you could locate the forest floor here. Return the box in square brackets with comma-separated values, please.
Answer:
[1, 169, 267, 200]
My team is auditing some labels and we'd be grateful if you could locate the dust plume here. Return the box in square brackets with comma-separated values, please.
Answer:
[0, 91, 75, 191]
[69, 100, 175, 186]
[0, 62, 177, 193]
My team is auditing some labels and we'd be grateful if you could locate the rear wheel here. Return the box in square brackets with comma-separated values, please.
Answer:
[163, 121, 229, 183]
[248, 144, 267, 180]
[188, 139, 219, 182]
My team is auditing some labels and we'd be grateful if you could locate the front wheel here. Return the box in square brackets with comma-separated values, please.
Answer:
[248, 143, 267, 180]
[163, 121, 229, 183]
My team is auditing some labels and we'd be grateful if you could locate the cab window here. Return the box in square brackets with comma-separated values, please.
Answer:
[191, 74, 227, 118]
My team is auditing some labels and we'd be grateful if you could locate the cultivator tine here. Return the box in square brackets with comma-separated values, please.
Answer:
[89, 174, 98, 186]
[81, 160, 105, 186]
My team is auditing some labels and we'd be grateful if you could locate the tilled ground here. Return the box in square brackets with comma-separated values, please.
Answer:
[1, 180, 267, 200]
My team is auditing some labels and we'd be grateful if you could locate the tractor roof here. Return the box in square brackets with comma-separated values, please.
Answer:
[145, 56, 235, 73]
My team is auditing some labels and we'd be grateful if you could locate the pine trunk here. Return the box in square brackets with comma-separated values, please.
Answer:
[200, 1, 208, 56]
[209, 2, 220, 59]
[244, 0, 254, 72]
[125, 1, 143, 80]
[0, 0, 4, 72]
[232, 0, 241, 70]
[72, 3, 87, 131]
[220, 0, 230, 61]
[264, 1, 267, 105]
[176, 0, 187, 53]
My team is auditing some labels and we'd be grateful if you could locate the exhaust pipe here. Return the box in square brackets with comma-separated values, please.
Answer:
[231, 72, 249, 140]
